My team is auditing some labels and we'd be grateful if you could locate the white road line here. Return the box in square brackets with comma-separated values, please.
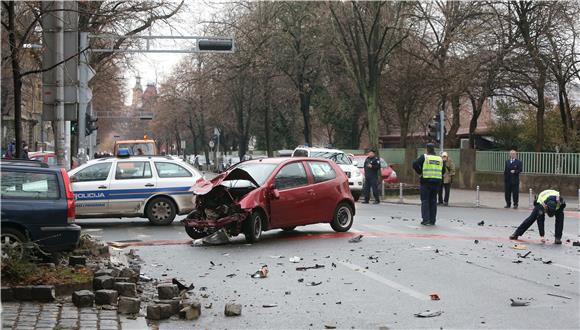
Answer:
[339, 261, 430, 301]
[552, 263, 580, 272]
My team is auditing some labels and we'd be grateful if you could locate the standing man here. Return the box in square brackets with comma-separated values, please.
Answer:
[509, 189, 565, 244]
[362, 149, 381, 204]
[413, 143, 444, 225]
[438, 152, 456, 206]
[504, 150, 523, 209]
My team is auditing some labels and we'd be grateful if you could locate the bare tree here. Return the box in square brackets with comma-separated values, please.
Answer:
[329, 1, 410, 152]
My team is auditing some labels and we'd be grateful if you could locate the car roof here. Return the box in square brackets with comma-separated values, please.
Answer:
[0, 159, 59, 172]
[294, 147, 345, 153]
[115, 140, 154, 144]
[241, 157, 331, 165]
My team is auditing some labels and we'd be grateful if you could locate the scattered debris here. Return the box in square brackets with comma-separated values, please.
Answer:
[331, 263, 337, 268]
[296, 264, 325, 271]
[251, 265, 269, 278]
[429, 293, 440, 301]
[226, 273, 236, 278]
[547, 293, 571, 300]
[289, 256, 302, 263]
[512, 260, 523, 264]
[172, 278, 194, 292]
[270, 255, 284, 259]
[435, 249, 439, 253]
[517, 251, 532, 259]
[414, 310, 442, 318]
[298, 278, 304, 283]
[324, 325, 337, 329]
[510, 298, 530, 307]
[204, 303, 212, 309]
[349, 235, 364, 243]
[543, 260, 553, 264]
[202, 228, 230, 245]
[477, 221, 485, 226]
[474, 240, 479, 244]
[572, 241, 580, 247]
[368, 256, 379, 263]
[139, 275, 152, 282]
[262, 304, 278, 308]
[512, 244, 528, 250]
[306, 281, 322, 286]
[224, 303, 242, 316]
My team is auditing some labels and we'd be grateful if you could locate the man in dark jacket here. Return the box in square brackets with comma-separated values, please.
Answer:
[510, 189, 565, 244]
[504, 150, 523, 209]
[362, 149, 381, 204]
[413, 143, 445, 225]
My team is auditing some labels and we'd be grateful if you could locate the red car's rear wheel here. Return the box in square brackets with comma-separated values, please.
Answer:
[331, 202, 354, 232]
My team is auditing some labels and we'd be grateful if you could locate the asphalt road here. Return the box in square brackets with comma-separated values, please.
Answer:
[77, 203, 580, 329]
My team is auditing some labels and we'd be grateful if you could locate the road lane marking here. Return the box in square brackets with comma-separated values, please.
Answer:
[339, 261, 430, 301]
[552, 263, 580, 272]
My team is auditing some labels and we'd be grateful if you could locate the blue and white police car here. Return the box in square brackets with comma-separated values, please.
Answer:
[68, 154, 203, 225]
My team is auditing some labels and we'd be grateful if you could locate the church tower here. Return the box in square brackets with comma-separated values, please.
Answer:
[131, 76, 143, 108]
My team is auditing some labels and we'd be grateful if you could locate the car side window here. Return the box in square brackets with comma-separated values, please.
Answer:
[155, 162, 192, 178]
[72, 163, 112, 182]
[1, 171, 59, 199]
[274, 162, 308, 190]
[115, 161, 152, 180]
[47, 156, 57, 166]
[307, 161, 336, 183]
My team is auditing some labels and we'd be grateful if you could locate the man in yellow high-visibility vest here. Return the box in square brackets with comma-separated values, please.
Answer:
[510, 189, 566, 244]
[412, 143, 445, 225]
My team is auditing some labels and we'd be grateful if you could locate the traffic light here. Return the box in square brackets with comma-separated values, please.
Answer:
[428, 113, 441, 141]
[198, 39, 234, 52]
[71, 121, 78, 135]
[85, 113, 98, 136]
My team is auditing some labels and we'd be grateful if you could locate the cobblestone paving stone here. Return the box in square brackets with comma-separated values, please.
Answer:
[1, 302, 122, 330]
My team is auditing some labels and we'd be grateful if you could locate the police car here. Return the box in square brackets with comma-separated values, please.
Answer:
[68, 154, 202, 225]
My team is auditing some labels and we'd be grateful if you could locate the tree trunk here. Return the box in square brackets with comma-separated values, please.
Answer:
[263, 81, 273, 157]
[366, 86, 380, 152]
[557, 89, 569, 144]
[7, 2, 23, 158]
[300, 91, 312, 145]
[468, 95, 485, 149]
[446, 94, 461, 148]
[535, 86, 545, 152]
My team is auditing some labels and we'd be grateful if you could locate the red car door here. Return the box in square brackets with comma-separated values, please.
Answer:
[305, 160, 340, 222]
[268, 161, 315, 228]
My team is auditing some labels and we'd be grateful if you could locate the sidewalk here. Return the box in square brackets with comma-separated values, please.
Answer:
[382, 188, 580, 211]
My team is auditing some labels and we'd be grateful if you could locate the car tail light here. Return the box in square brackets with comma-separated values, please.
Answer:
[60, 168, 75, 223]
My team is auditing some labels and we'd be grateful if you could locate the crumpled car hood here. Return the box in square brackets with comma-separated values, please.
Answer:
[191, 167, 260, 195]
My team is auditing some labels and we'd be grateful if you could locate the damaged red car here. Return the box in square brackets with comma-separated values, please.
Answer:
[181, 158, 355, 243]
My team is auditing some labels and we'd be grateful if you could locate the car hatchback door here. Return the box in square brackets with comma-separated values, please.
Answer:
[70, 162, 113, 215]
[268, 161, 314, 228]
[109, 160, 156, 215]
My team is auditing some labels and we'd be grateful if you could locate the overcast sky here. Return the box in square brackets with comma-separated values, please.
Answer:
[125, 1, 223, 104]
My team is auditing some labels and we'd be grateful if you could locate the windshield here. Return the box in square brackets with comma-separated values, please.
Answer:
[309, 151, 352, 165]
[230, 163, 278, 186]
[354, 157, 366, 168]
[117, 143, 155, 156]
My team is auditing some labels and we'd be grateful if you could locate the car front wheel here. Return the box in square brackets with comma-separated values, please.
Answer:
[146, 197, 176, 225]
[330, 202, 354, 232]
[1, 228, 27, 260]
[184, 226, 214, 239]
[243, 211, 263, 243]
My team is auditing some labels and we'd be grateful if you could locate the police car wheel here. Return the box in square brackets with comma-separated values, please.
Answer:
[243, 211, 263, 243]
[331, 202, 354, 232]
[146, 197, 176, 226]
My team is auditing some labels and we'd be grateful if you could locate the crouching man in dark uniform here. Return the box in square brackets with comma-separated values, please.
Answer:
[412, 143, 445, 225]
[510, 189, 566, 244]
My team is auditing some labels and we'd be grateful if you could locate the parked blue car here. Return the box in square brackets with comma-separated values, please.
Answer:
[1, 159, 81, 258]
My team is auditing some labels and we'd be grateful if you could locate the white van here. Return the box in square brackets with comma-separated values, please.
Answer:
[291, 146, 364, 200]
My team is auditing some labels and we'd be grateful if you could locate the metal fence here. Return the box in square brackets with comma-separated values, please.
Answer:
[476, 151, 580, 176]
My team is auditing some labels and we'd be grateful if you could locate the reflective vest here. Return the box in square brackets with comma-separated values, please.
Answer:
[537, 189, 560, 208]
[422, 154, 443, 179]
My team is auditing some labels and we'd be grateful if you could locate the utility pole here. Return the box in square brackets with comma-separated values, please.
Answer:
[55, 1, 66, 168]
[439, 110, 444, 153]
